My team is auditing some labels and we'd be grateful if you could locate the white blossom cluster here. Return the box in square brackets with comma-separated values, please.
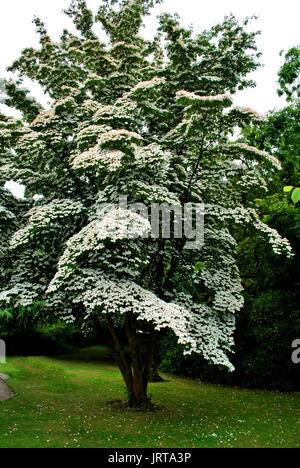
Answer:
[48, 268, 235, 369]
[253, 216, 294, 256]
[72, 146, 125, 172]
[10, 199, 84, 249]
[174, 293, 236, 370]
[220, 143, 282, 170]
[233, 106, 266, 121]
[0, 282, 42, 307]
[110, 42, 141, 54]
[97, 128, 142, 147]
[199, 75, 222, 83]
[93, 104, 135, 125]
[119, 181, 181, 206]
[47, 208, 151, 289]
[74, 124, 110, 150]
[200, 267, 244, 314]
[176, 90, 233, 107]
[128, 77, 166, 96]
[81, 99, 101, 115]
[204, 205, 293, 257]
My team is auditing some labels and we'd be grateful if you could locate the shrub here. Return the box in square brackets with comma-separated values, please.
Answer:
[159, 290, 300, 391]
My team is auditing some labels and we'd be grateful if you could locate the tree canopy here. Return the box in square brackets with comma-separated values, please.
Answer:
[0, 0, 292, 407]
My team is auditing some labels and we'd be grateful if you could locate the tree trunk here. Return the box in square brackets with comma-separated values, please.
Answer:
[125, 314, 155, 408]
[149, 360, 164, 383]
[107, 314, 157, 409]
[149, 334, 164, 383]
[107, 318, 133, 397]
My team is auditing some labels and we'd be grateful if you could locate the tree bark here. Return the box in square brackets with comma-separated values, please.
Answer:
[107, 317, 133, 396]
[125, 313, 155, 408]
[149, 333, 164, 382]
[107, 314, 159, 408]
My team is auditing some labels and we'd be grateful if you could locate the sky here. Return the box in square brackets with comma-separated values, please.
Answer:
[1, 0, 299, 197]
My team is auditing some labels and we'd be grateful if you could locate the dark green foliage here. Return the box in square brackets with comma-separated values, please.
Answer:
[0, 306, 88, 355]
[64, 0, 96, 38]
[233, 291, 300, 391]
[159, 330, 235, 386]
[242, 104, 300, 191]
[160, 289, 300, 391]
[277, 46, 300, 101]
[0, 80, 43, 124]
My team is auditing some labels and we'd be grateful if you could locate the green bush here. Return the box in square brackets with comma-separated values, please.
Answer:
[159, 331, 232, 384]
[233, 290, 300, 391]
[159, 290, 300, 391]
[0, 305, 89, 355]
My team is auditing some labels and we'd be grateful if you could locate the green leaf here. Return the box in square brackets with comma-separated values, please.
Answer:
[291, 188, 300, 204]
[195, 262, 205, 272]
[283, 186, 294, 193]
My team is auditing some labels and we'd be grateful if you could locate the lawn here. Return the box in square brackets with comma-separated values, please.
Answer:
[0, 346, 299, 448]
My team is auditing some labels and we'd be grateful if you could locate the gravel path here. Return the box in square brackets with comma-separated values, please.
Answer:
[0, 374, 14, 401]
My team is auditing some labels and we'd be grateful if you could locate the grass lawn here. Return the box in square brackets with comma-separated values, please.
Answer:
[0, 346, 299, 448]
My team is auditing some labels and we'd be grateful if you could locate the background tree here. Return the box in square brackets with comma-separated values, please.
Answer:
[277, 46, 300, 102]
[0, 0, 291, 407]
[236, 46, 300, 390]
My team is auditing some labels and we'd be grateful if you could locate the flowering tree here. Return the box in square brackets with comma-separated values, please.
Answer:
[277, 46, 300, 102]
[0, 0, 292, 408]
